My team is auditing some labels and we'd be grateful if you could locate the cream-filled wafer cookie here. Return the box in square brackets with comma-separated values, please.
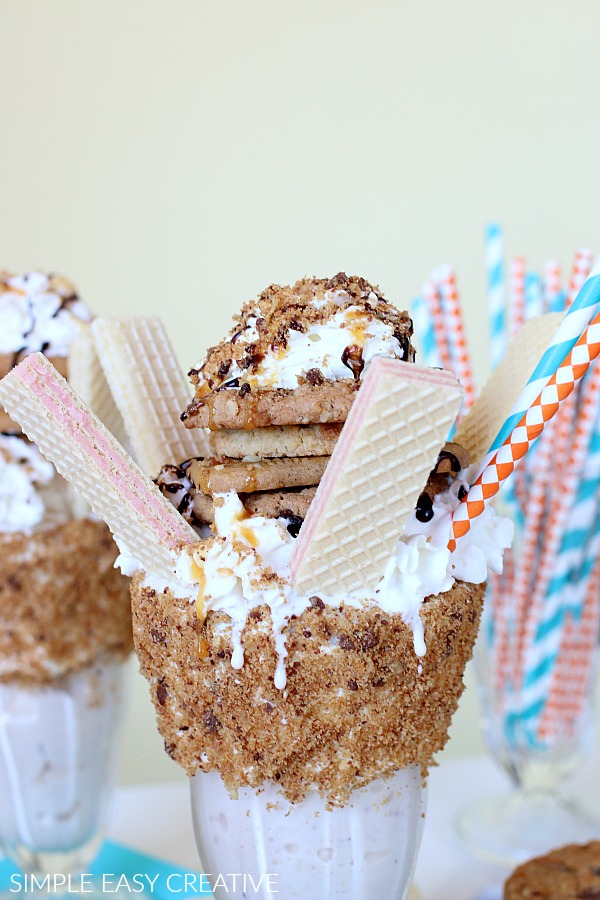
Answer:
[291, 358, 463, 595]
[189, 455, 328, 495]
[68, 325, 126, 446]
[455, 313, 562, 467]
[212, 423, 342, 458]
[0, 353, 197, 581]
[92, 317, 211, 477]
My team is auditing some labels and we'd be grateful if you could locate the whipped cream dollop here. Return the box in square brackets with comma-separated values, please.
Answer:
[197, 303, 405, 392]
[0, 434, 56, 533]
[128, 476, 513, 689]
[0, 271, 91, 356]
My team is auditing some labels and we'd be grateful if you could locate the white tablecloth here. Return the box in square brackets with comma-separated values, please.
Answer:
[109, 754, 600, 900]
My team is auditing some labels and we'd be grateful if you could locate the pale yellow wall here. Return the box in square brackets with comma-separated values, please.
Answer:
[2, 0, 599, 784]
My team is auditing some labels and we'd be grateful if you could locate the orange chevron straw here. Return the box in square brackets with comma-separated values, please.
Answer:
[435, 265, 476, 410]
[421, 278, 454, 373]
[449, 308, 600, 551]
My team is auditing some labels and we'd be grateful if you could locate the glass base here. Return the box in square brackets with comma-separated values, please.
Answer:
[457, 788, 600, 867]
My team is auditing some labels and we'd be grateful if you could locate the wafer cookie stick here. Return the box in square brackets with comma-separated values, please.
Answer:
[0, 353, 197, 581]
[291, 357, 463, 596]
[68, 324, 127, 446]
[454, 314, 562, 469]
[92, 317, 211, 477]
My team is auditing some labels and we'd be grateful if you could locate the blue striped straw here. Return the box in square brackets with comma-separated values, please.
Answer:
[485, 223, 506, 369]
[524, 272, 543, 320]
[410, 294, 441, 368]
[483, 260, 600, 462]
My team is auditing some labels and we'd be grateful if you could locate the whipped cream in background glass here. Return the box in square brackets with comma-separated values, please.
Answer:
[0, 434, 70, 534]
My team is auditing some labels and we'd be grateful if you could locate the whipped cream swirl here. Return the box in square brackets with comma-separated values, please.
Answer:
[0, 271, 91, 357]
[0, 435, 56, 533]
[126, 475, 513, 689]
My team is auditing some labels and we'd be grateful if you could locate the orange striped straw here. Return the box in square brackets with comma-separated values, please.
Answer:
[523, 357, 600, 642]
[543, 259, 562, 312]
[434, 265, 476, 410]
[567, 249, 594, 307]
[449, 308, 600, 551]
[537, 557, 600, 741]
[508, 257, 526, 337]
[421, 278, 453, 372]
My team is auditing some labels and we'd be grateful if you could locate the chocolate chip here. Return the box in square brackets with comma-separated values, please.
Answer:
[416, 492, 434, 522]
[310, 596, 325, 609]
[164, 741, 176, 759]
[203, 710, 221, 733]
[289, 316, 305, 332]
[347, 679, 358, 691]
[305, 367, 324, 386]
[239, 382, 251, 397]
[217, 360, 231, 378]
[216, 650, 226, 659]
[264, 702, 274, 713]
[360, 630, 378, 651]
[156, 682, 168, 706]
[338, 633, 356, 651]
[303, 630, 312, 638]
[458, 484, 468, 501]
[150, 628, 166, 644]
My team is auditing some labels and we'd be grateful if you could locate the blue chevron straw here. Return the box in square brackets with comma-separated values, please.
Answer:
[483, 262, 600, 464]
[485, 223, 506, 369]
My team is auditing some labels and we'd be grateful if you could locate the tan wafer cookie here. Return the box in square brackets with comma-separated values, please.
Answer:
[212, 423, 342, 459]
[454, 313, 562, 468]
[92, 317, 211, 477]
[68, 324, 126, 446]
[192, 486, 317, 523]
[0, 353, 197, 582]
[189, 456, 328, 495]
[291, 358, 463, 595]
[183, 380, 358, 430]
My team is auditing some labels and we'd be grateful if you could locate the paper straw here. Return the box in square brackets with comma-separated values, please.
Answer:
[543, 259, 563, 313]
[421, 278, 453, 371]
[411, 294, 441, 368]
[508, 257, 526, 337]
[484, 265, 600, 458]
[433, 264, 476, 409]
[524, 272, 544, 320]
[485, 223, 506, 368]
[567, 248, 594, 307]
[449, 306, 600, 551]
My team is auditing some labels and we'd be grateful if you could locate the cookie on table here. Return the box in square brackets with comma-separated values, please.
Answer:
[504, 841, 600, 899]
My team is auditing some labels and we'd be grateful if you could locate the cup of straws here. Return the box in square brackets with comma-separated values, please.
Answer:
[414, 233, 600, 865]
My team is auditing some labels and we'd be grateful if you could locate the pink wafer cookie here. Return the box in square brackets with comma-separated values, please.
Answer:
[291, 357, 463, 595]
[0, 353, 197, 581]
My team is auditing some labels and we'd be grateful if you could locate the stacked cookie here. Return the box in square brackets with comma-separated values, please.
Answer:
[160, 273, 416, 530]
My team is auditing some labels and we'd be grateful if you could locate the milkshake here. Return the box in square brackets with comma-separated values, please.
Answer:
[0, 271, 131, 875]
[124, 275, 512, 896]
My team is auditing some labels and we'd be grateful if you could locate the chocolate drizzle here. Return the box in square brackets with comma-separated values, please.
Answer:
[341, 344, 364, 380]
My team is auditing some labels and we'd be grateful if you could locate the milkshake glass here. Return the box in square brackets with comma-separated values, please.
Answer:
[191, 765, 425, 900]
[0, 653, 127, 881]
